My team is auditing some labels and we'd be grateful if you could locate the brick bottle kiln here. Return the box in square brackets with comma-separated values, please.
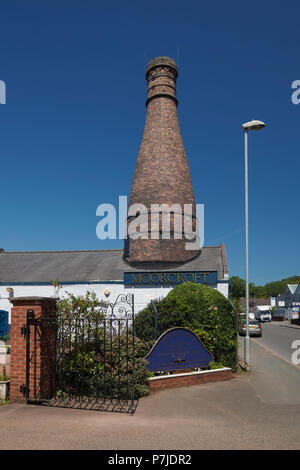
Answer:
[125, 56, 199, 264]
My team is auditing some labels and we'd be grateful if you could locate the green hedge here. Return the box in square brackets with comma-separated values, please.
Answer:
[134, 282, 237, 370]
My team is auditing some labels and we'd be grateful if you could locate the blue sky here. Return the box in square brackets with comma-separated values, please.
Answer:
[0, 0, 299, 285]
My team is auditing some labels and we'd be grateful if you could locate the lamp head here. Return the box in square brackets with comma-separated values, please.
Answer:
[242, 120, 266, 131]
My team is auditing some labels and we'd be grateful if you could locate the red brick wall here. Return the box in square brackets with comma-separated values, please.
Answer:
[10, 297, 57, 402]
[149, 369, 233, 391]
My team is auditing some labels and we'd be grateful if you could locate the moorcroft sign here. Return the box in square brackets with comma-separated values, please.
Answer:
[124, 271, 218, 286]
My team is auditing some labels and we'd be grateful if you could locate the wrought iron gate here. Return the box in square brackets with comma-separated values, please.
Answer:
[22, 294, 137, 414]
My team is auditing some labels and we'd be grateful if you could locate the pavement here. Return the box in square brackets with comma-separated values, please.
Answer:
[273, 319, 300, 329]
[1, 322, 300, 450]
[242, 332, 300, 405]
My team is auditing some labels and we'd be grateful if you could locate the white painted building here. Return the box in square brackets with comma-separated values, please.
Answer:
[0, 245, 229, 323]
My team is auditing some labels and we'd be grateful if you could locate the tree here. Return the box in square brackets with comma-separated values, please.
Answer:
[229, 275, 300, 299]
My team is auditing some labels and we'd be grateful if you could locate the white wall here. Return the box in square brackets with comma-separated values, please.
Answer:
[0, 282, 229, 323]
[217, 282, 229, 299]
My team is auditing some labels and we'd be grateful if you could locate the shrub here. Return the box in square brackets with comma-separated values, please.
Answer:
[58, 334, 150, 399]
[209, 362, 224, 370]
[55, 290, 151, 399]
[134, 282, 237, 370]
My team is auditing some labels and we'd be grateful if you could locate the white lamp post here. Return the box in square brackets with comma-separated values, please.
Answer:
[242, 120, 266, 370]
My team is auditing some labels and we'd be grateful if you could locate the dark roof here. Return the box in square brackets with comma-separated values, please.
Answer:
[0, 245, 227, 283]
[239, 297, 272, 307]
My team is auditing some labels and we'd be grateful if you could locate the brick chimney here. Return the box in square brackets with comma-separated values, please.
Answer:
[125, 56, 199, 264]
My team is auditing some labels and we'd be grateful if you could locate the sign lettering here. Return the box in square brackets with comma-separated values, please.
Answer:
[124, 271, 218, 286]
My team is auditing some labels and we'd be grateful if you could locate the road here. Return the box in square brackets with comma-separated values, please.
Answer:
[239, 321, 300, 404]
[253, 321, 300, 366]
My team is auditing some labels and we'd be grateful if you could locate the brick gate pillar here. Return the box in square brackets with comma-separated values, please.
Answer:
[10, 297, 57, 402]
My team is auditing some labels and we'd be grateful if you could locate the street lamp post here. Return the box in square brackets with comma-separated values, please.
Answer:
[242, 120, 266, 370]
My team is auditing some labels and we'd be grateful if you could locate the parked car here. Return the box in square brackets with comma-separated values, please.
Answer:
[239, 319, 262, 337]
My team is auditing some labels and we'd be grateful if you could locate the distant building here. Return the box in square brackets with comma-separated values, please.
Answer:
[239, 297, 274, 313]
[276, 294, 285, 307]
[277, 284, 300, 307]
